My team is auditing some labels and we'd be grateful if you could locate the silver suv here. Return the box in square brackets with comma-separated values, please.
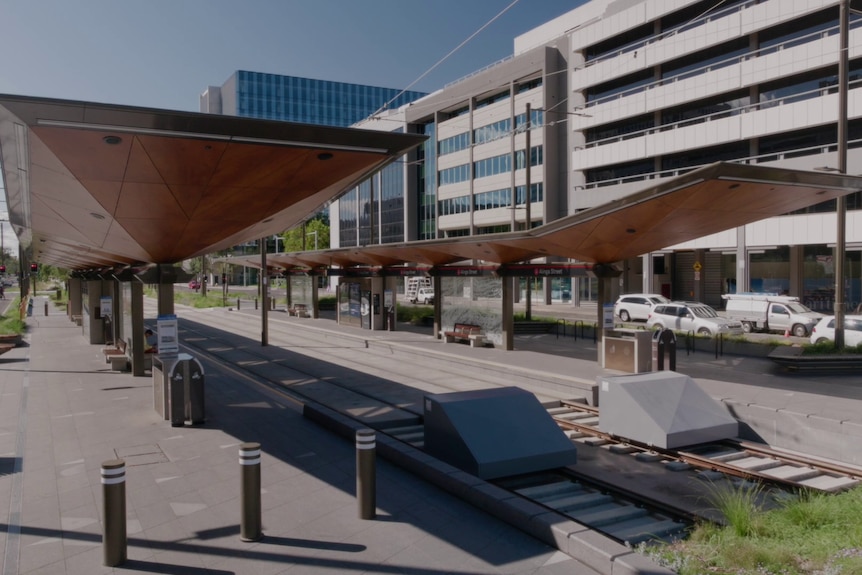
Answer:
[647, 302, 744, 336]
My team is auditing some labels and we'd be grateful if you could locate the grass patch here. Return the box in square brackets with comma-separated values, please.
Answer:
[397, 303, 433, 324]
[802, 340, 862, 356]
[643, 485, 862, 574]
[513, 312, 557, 323]
[0, 297, 26, 334]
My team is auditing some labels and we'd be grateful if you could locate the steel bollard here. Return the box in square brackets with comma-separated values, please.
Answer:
[356, 429, 376, 519]
[239, 442, 262, 541]
[236, 297, 241, 310]
[101, 459, 127, 566]
[44, 300, 48, 316]
[254, 297, 258, 310]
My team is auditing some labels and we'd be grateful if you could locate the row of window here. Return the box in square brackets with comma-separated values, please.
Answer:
[437, 184, 546, 216]
[438, 110, 544, 156]
[438, 146, 544, 186]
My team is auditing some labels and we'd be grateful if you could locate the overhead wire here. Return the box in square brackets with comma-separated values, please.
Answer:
[366, 0, 524, 120]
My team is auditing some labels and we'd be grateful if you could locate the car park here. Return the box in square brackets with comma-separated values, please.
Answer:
[646, 301, 744, 336]
[614, 293, 670, 322]
[808, 315, 862, 346]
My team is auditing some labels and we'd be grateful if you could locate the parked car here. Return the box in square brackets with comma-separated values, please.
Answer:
[809, 315, 862, 346]
[614, 293, 670, 322]
[722, 293, 821, 336]
[188, 279, 201, 290]
[646, 301, 744, 336]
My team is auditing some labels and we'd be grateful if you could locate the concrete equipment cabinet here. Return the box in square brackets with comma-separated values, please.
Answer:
[152, 353, 205, 426]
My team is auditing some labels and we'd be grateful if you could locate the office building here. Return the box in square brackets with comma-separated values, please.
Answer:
[200, 71, 427, 276]
[334, 0, 862, 311]
[201, 70, 427, 127]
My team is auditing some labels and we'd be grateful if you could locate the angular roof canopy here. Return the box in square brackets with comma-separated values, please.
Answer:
[3, 95, 861, 274]
[0, 94, 426, 270]
[225, 162, 862, 271]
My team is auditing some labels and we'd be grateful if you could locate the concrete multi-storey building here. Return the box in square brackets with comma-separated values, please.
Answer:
[334, 0, 862, 311]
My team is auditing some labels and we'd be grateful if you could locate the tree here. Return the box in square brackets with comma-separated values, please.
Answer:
[281, 217, 330, 252]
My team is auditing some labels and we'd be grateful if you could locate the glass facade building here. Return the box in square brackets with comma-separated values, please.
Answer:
[201, 71, 427, 254]
[201, 70, 427, 127]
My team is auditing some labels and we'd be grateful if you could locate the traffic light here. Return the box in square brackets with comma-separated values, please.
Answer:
[30, 263, 37, 273]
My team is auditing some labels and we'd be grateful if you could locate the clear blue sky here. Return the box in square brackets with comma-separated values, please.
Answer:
[0, 0, 583, 257]
[1, 0, 583, 112]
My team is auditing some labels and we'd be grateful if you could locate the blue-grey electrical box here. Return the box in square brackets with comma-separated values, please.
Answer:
[423, 387, 577, 479]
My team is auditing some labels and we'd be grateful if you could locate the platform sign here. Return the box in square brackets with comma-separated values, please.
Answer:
[603, 304, 615, 329]
[100, 296, 112, 318]
[157, 314, 179, 356]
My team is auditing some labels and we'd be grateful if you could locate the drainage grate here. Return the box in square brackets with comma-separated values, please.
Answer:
[114, 444, 169, 466]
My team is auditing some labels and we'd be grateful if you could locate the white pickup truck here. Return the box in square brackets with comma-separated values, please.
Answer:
[721, 293, 823, 337]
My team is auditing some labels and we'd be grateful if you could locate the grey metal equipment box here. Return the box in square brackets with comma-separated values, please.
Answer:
[603, 329, 653, 373]
[598, 371, 738, 449]
[423, 387, 577, 480]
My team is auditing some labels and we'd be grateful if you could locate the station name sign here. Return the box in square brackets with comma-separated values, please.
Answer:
[497, 264, 590, 277]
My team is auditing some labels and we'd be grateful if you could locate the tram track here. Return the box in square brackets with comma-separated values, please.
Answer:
[161, 306, 860, 547]
[168, 310, 701, 546]
[550, 400, 862, 493]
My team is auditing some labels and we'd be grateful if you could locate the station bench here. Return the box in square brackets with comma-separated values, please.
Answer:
[441, 323, 486, 348]
[102, 338, 129, 371]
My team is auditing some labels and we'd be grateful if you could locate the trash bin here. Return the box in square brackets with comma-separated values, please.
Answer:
[603, 328, 652, 373]
[183, 357, 205, 425]
[651, 328, 677, 371]
[152, 353, 205, 426]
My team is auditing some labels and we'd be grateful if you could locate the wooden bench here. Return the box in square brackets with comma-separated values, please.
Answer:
[441, 323, 486, 348]
[289, 304, 310, 318]
[103, 338, 129, 371]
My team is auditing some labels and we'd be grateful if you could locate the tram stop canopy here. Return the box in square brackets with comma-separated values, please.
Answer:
[0, 94, 426, 271]
[2, 94, 862, 275]
[224, 162, 862, 273]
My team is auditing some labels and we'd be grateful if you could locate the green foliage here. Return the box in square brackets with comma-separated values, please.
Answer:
[318, 296, 336, 310]
[281, 217, 330, 252]
[0, 298, 26, 334]
[643, 485, 862, 575]
[396, 303, 433, 324]
[802, 340, 862, 356]
[513, 312, 557, 323]
[704, 480, 766, 537]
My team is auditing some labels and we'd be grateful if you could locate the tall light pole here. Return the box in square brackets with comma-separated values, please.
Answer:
[306, 231, 318, 250]
[834, 0, 859, 348]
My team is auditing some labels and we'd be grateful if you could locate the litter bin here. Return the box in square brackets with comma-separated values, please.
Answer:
[603, 328, 652, 373]
[152, 353, 205, 426]
[652, 328, 677, 371]
[183, 357, 205, 425]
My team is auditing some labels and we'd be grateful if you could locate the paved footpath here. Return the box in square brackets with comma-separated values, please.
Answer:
[1, 306, 601, 575]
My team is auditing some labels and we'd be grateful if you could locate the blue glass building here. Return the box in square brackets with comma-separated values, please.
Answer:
[201, 70, 427, 127]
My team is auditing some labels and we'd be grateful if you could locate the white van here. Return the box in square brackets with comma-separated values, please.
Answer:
[722, 293, 822, 337]
[411, 287, 434, 305]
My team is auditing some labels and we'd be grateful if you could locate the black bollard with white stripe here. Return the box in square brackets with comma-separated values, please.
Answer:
[356, 429, 377, 519]
[239, 442, 262, 541]
[101, 459, 127, 566]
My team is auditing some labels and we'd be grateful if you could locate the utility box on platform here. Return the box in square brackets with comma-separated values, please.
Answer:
[423, 387, 577, 479]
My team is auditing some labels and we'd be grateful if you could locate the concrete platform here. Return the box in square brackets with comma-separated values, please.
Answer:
[0, 301, 645, 575]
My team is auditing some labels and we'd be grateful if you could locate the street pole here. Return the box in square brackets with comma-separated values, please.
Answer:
[525, 103, 532, 321]
[836, 0, 849, 348]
